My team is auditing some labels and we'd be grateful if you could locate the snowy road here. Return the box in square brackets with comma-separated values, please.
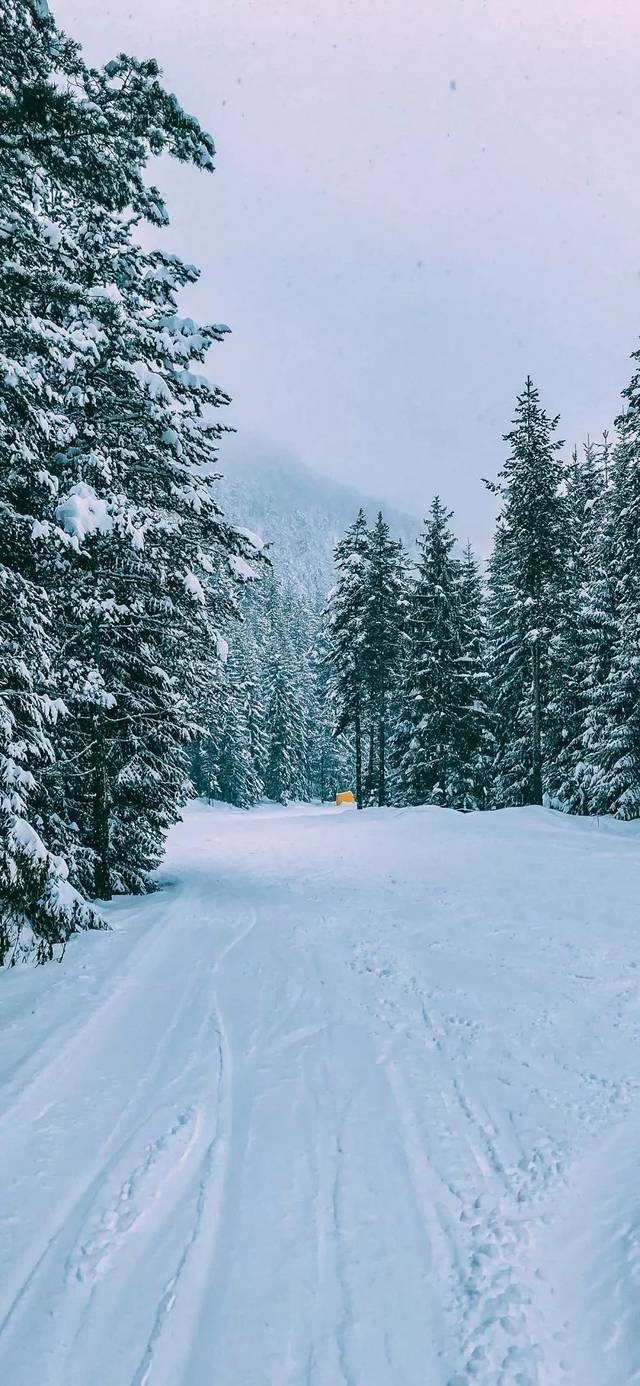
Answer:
[1, 802, 640, 1385]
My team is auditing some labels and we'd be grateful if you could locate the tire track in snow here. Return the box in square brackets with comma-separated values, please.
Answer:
[69, 1105, 199, 1286]
[0, 924, 214, 1356]
[0, 893, 256, 1385]
[384, 1058, 463, 1310]
[130, 1021, 231, 1386]
[386, 1056, 566, 1385]
[353, 944, 569, 1385]
[130, 904, 258, 1386]
[331, 1124, 357, 1386]
[300, 1032, 350, 1386]
[300, 931, 452, 1383]
[0, 882, 188, 1138]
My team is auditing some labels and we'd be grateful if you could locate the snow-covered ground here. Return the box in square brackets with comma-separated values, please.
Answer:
[1, 801, 640, 1385]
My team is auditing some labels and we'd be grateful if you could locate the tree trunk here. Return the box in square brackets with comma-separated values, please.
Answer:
[355, 702, 363, 810]
[531, 641, 543, 806]
[92, 711, 112, 899]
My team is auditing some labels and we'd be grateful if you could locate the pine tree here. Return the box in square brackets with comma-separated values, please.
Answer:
[457, 543, 495, 809]
[307, 623, 353, 802]
[263, 662, 307, 805]
[0, 565, 100, 963]
[263, 583, 307, 804]
[574, 528, 618, 812]
[215, 694, 262, 809]
[486, 378, 566, 806]
[210, 634, 265, 809]
[0, 0, 113, 953]
[361, 513, 407, 805]
[548, 439, 609, 812]
[1, 0, 264, 946]
[323, 511, 370, 808]
[395, 498, 467, 806]
[44, 187, 251, 895]
[583, 363, 640, 817]
[233, 626, 269, 796]
[34, 47, 262, 898]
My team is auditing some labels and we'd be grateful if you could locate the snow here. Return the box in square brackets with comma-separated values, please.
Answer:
[87, 284, 122, 304]
[161, 427, 182, 454]
[41, 695, 68, 723]
[9, 815, 48, 862]
[1, 802, 639, 1384]
[55, 483, 112, 545]
[128, 360, 173, 404]
[234, 525, 267, 552]
[183, 571, 205, 602]
[172, 366, 211, 392]
[40, 218, 62, 249]
[216, 437, 417, 603]
[195, 143, 215, 171]
[228, 553, 258, 581]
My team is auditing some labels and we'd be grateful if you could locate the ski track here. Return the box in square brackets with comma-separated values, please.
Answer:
[1, 800, 640, 1384]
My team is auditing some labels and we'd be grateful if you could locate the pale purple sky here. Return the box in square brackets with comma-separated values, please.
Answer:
[55, 0, 640, 544]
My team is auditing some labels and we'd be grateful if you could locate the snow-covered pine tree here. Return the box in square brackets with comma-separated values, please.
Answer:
[29, 44, 263, 899]
[232, 625, 269, 798]
[307, 620, 353, 802]
[583, 361, 640, 817]
[207, 631, 265, 809]
[263, 582, 308, 804]
[323, 510, 370, 808]
[457, 542, 495, 809]
[361, 512, 407, 805]
[214, 690, 262, 810]
[394, 497, 467, 807]
[570, 466, 618, 813]
[547, 439, 609, 812]
[192, 577, 337, 814]
[0, 0, 110, 955]
[192, 575, 271, 805]
[2, 0, 264, 932]
[0, 565, 100, 963]
[486, 378, 566, 806]
[191, 721, 221, 806]
[263, 664, 307, 805]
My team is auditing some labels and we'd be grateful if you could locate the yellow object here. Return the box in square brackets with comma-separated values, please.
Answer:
[335, 791, 356, 805]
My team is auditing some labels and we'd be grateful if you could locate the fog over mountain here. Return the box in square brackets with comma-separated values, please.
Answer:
[218, 434, 419, 603]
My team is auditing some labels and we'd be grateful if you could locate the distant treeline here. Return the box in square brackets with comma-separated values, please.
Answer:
[322, 376, 640, 819]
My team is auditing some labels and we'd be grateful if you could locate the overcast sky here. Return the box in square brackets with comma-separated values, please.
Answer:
[55, 0, 640, 546]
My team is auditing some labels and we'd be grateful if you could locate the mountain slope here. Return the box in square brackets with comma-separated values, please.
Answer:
[217, 435, 418, 602]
